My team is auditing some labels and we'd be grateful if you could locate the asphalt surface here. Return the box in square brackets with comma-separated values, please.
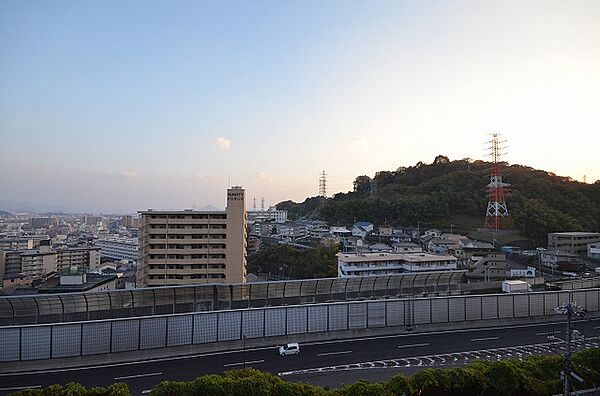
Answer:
[2, 318, 600, 395]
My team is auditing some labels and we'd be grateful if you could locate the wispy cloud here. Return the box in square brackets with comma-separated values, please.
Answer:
[351, 136, 367, 148]
[122, 170, 137, 178]
[253, 171, 274, 182]
[215, 137, 232, 149]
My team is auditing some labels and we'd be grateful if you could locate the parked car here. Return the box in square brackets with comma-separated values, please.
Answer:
[279, 342, 300, 356]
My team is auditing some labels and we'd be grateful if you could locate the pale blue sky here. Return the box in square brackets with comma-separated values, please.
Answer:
[1, 1, 599, 212]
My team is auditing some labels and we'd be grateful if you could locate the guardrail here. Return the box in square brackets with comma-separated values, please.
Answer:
[1, 287, 595, 362]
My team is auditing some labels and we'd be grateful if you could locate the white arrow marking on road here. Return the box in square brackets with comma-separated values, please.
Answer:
[317, 350, 353, 357]
[470, 337, 499, 342]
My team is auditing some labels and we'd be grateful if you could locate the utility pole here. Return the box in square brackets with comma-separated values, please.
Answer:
[318, 171, 327, 197]
[554, 302, 586, 396]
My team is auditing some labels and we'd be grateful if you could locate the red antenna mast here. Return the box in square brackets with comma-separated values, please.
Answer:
[484, 133, 510, 232]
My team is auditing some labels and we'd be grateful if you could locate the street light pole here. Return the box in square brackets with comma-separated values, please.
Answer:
[243, 335, 247, 369]
[554, 301, 586, 396]
[564, 306, 572, 396]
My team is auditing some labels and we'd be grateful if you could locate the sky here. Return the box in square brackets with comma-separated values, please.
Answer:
[1, 0, 599, 213]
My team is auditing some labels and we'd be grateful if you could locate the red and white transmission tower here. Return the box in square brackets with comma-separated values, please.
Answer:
[484, 133, 510, 231]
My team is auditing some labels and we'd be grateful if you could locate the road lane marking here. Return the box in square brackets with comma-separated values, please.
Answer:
[593, 326, 600, 330]
[398, 343, 430, 349]
[470, 337, 499, 342]
[536, 331, 561, 335]
[114, 372, 162, 380]
[317, 350, 352, 357]
[223, 359, 264, 367]
[141, 390, 152, 394]
[0, 386, 42, 391]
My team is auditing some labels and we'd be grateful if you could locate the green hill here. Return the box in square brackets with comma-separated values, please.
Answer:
[277, 156, 600, 246]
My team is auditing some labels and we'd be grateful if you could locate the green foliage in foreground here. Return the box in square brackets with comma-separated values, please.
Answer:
[10, 349, 600, 396]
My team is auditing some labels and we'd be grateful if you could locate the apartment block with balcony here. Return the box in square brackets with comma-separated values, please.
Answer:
[548, 232, 600, 256]
[96, 236, 138, 262]
[137, 186, 247, 287]
[55, 247, 100, 272]
[337, 252, 457, 277]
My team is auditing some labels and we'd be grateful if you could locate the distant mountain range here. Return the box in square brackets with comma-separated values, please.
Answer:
[277, 156, 600, 245]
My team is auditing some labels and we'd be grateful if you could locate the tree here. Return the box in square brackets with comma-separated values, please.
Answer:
[353, 176, 372, 194]
[433, 155, 450, 164]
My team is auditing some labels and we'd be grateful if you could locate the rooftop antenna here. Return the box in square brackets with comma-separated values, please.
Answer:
[227, 173, 231, 188]
[252, 196, 257, 210]
[261, 197, 265, 211]
[583, 175, 587, 184]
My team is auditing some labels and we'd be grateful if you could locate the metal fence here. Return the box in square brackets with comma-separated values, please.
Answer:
[2, 288, 596, 362]
[554, 277, 600, 290]
[0, 271, 465, 326]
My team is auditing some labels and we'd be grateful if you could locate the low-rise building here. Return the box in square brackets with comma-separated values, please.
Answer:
[589, 243, 600, 260]
[393, 242, 423, 253]
[427, 238, 460, 255]
[540, 249, 583, 270]
[37, 271, 118, 293]
[337, 252, 457, 277]
[330, 226, 351, 237]
[352, 222, 373, 238]
[56, 246, 100, 272]
[548, 232, 600, 256]
[464, 252, 507, 280]
[247, 207, 288, 223]
[96, 236, 138, 262]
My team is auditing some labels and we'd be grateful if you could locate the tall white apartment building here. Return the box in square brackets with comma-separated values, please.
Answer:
[137, 186, 247, 287]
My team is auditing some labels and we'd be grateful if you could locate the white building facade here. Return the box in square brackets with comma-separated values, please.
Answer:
[96, 236, 139, 262]
[337, 252, 457, 277]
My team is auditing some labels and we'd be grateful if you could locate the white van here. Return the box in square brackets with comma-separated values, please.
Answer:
[279, 342, 300, 356]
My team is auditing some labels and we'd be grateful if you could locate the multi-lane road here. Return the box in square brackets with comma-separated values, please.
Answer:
[2, 318, 600, 395]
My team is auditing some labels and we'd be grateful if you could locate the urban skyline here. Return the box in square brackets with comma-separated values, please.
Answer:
[1, 0, 599, 213]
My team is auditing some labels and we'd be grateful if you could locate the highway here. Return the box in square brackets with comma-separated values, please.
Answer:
[2, 319, 600, 395]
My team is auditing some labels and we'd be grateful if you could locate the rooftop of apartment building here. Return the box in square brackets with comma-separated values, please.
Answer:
[139, 209, 226, 214]
[36, 273, 118, 293]
[337, 252, 456, 263]
[551, 232, 600, 237]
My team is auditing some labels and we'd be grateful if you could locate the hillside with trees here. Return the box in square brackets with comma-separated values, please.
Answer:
[277, 157, 600, 246]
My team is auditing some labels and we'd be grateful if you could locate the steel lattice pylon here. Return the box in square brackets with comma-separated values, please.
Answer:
[484, 133, 510, 231]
